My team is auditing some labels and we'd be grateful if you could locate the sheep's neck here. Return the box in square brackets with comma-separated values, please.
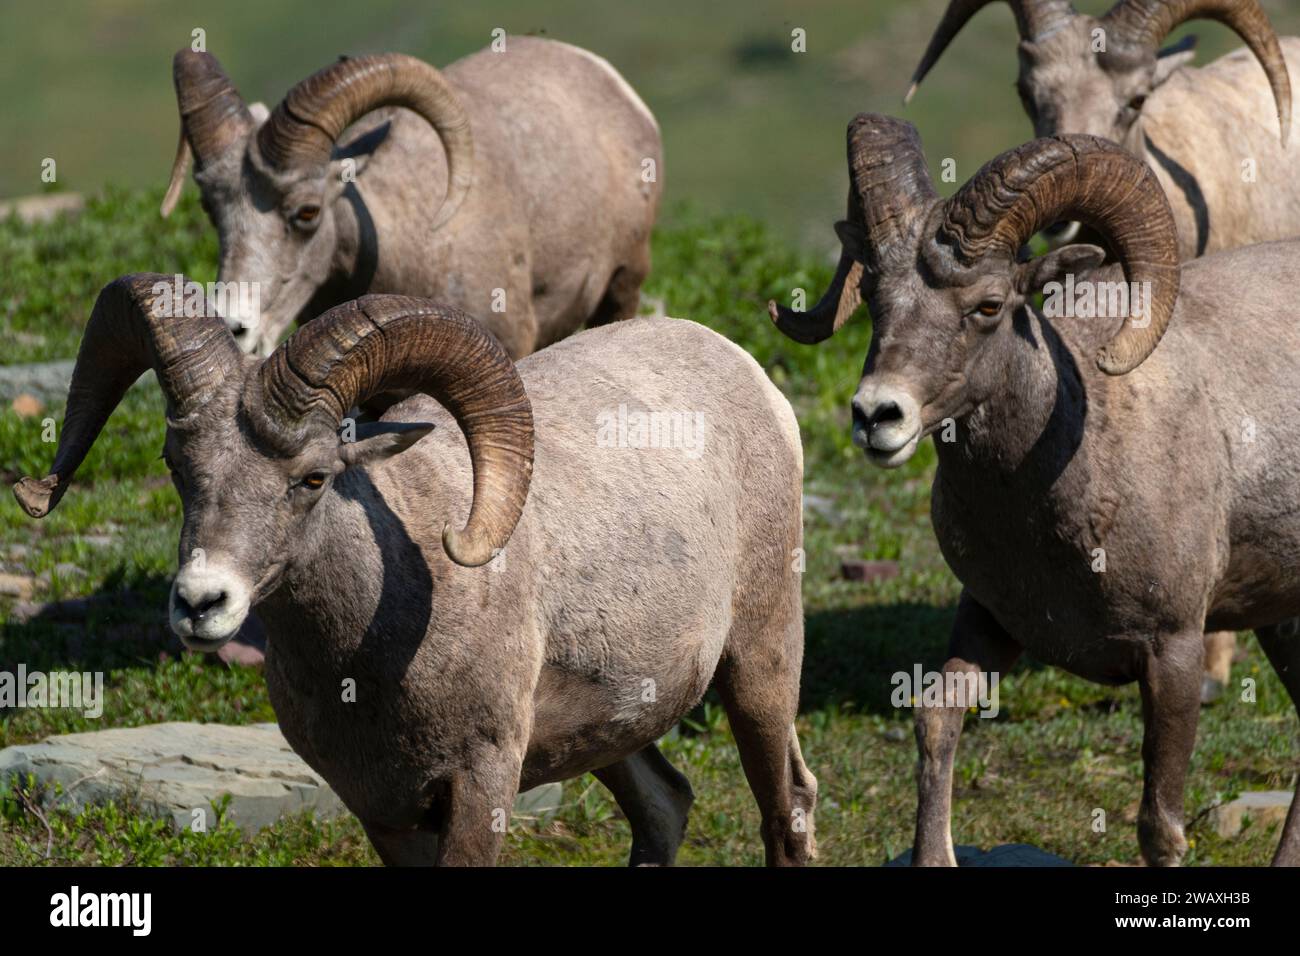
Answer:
[934, 308, 1087, 487]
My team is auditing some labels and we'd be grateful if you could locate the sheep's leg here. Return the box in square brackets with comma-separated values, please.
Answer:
[586, 242, 651, 328]
[1136, 634, 1203, 866]
[713, 638, 818, 866]
[434, 757, 526, 867]
[1252, 622, 1300, 866]
[593, 744, 695, 866]
[1200, 631, 1237, 704]
[913, 592, 1020, 867]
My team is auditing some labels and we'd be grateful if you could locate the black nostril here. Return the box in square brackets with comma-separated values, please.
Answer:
[852, 401, 870, 432]
[178, 591, 227, 619]
[867, 401, 903, 430]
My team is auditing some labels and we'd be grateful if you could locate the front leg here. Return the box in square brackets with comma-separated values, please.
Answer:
[913, 591, 1021, 866]
[436, 751, 527, 867]
[1137, 633, 1204, 866]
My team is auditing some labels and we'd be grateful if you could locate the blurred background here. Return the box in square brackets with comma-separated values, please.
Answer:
[4, 0, 1298, 252]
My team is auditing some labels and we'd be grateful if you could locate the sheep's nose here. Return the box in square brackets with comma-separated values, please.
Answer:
[852, 396, 903, 433]
[175, 586, 228, 621]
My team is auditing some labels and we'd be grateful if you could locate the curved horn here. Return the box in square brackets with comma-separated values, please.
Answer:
[162, 50, 253, 217]
[768, 114, 939, 344]
[256, 54, 473, 230]
[937, 134, 1180, 375]
[1104, 0, 1290, 145]
[14, 274, 243, 517]
[907, 0, 1078, 102]
[251, 296, 532, 567]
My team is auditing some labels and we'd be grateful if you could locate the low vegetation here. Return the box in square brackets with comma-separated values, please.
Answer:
[0, 190, 1293, 865]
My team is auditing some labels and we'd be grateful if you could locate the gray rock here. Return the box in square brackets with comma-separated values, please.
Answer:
[0, 362, 148, 404]
[802, 493, 842, 526]
[0, 722, 565, 837]
[883, 726, 908, 743]
[1212, 790, 1293, 838]
[512, 782, 563, 824]
[886, 843, 1074, 867]
[0, 722, 345, 837]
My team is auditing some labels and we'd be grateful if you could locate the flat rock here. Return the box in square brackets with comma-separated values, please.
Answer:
[0, 192, 84, 225]
[0, 722, 345, 837]
[886, 843, 1073, 867]
[0, 362, 148, 404]
[0, 722, 564, 837]
[0, 573, 35, 600]
[1212, 790, 1293, 839]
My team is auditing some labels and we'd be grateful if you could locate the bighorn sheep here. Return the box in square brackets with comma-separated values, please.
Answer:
[15, 277, 816, 867]
[909, 0, 1297, 701]
[769, 114, 1300, 866]
[162, 37, 661, 357]
[908, 0, 1297, 258]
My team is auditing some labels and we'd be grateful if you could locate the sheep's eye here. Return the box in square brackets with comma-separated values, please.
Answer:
[301, 472, 327, 490]
[292, 204, 321, 226]
[975, 301, 1002, 317]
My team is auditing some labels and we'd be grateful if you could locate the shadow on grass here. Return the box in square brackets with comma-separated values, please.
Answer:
[800, 602, 957, 715]
[0, 569, 177, 674]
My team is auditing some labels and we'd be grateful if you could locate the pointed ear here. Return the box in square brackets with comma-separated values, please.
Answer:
[1154, 35, 1198, 87]
[1016, 244, 1107, 295]
[339, 421, 435, 468]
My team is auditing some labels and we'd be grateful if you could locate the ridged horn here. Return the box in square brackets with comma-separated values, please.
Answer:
[768, 114, 939, 344]
[162, 50, 253, 217]
[14, 274, 242, 517]
[907, 0, 1078, 102]
[937, 134, 1180, 374]
[1104, 0, 1290, 145]
[251, 296, 532, 567]
[256, 54, 473, 230]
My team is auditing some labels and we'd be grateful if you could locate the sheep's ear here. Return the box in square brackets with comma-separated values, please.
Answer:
[833, 220, 867, 261]
[1154, 35, 1198, 87]
[1016, 244, 1107, 295]
[339, 421, 435, 468]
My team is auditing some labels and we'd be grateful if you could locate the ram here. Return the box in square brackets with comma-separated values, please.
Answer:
[907, 0, 1295, 259]
[162, 37, 661, 357]
[769, 114, 1300, 866]
[15, 277, 816, 867]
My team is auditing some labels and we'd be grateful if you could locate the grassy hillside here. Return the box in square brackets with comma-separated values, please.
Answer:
[0, 190, 1295, 865]
[3, 0, 1298, 248]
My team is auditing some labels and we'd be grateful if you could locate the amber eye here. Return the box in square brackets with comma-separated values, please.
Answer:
[293, 204, 321, 225]
[975, 301, 1002, 317]
[302, 473, 327, 490]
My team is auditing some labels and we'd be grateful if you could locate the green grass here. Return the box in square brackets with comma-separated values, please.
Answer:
[0, 186, 1296, 867]
[5, 0, 1296, 246]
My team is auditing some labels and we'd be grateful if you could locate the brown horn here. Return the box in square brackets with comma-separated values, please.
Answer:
[906, 0, 1078, 102]
[251, 296, 532, 567]
[13, 274, 243, 518]
[768, 114, 939, 344]
[162, 50, 253, 217]
[1104, 0, 1290, 145]
[937, 134, 1180, 375]
[256, 54, 473, 230]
